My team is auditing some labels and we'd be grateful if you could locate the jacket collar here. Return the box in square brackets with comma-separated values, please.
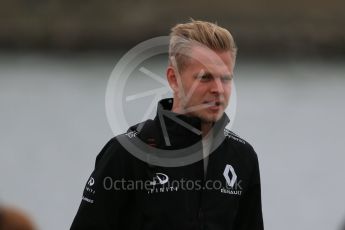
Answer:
[153, 98, 230, 149]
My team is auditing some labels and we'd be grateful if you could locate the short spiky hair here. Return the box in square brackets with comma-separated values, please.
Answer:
[169, 19, 237, 72]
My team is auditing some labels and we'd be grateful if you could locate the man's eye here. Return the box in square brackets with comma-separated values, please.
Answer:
[199, 75, 212, 81]
[221, 75, 233, 82]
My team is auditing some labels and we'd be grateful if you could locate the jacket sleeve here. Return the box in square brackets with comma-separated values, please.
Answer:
[233, 147, 264, 230]
[70, 138, 129, 230]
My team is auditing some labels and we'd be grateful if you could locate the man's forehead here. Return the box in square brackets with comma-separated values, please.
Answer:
[188, 45, 233, 66]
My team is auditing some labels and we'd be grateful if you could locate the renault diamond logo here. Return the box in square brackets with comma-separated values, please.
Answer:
[223, 164, 237, 187]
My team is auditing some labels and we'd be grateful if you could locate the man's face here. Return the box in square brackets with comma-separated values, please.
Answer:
[173, 46, 234, 123]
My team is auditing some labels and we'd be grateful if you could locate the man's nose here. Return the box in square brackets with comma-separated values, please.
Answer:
[210, 78, 225, 94]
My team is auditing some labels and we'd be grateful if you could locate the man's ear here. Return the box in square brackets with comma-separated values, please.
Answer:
[166, 66, 179, 92]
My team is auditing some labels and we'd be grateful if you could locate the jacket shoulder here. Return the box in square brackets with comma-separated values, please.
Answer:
[224, 128, 248, 145]
[97, 120, 156, 165]
[223, 128, 258, 159]
[123, 119, 158, 142]
[94, 137, 125, 167]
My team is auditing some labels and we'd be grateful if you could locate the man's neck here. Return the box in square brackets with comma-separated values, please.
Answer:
[171, 100, 214, 137]
[201, 122, 213, 137]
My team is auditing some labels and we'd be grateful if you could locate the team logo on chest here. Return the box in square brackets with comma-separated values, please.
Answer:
[147, 172, 178, 194]
[221, 164, 242, 195]
[149, 173, 169, 186]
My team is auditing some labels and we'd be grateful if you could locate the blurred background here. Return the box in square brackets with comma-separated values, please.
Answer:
[0, 0, 345, 229]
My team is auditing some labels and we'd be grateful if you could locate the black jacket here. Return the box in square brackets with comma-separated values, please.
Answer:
[71, 98, 264, 230]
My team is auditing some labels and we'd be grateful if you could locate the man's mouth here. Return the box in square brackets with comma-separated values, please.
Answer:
[182, 101, 225, 114]
[203, 101, 224, 111]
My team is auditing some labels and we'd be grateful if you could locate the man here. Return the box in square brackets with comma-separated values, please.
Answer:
[71, 20, 264, 229]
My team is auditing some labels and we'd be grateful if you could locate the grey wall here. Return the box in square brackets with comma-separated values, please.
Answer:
[0, 53, 345, 229]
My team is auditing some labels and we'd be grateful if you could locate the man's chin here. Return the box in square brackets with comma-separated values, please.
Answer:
[198, 111, 224, 123]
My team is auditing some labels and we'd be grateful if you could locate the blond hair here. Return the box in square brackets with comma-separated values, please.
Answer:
[169, 19, 237, 72]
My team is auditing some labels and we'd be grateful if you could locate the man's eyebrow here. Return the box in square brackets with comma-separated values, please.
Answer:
[193, 72, 233, 79]
[194, 71, 212, 78]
